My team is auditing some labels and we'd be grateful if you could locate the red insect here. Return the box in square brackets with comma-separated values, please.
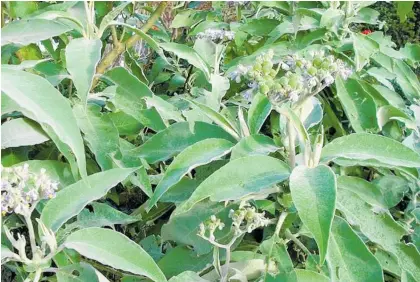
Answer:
[361, 29, 372, 35]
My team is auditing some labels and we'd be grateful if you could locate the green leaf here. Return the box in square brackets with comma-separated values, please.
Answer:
[248, 93, 272, 135]
[335, 77, 378, 133]
[65, 38, 102, 105]
[1, 66, 87, 178]
[1, 118, 49, 149]
[187, 99, 240, 140]
[377, 105, 417, 131]
[162, 201, 234, 255]
[295, 270, 329, 282]
[393, 60, 420, 103]
[289, 165, 336, 264]
[177, 155, 290, 213]
[239, 18, 279, 36]
[63, 202, 140, 233]
[148, 138, 234, 209]
[352, 33, 379, 71]
[98, 2, 130, 36]
[337, 176, 387, 210]
[64, 228, 167, 282]
[230, 135, 278, 160]
[145, 95, 184, 124]
[129, 121, 236, 164]
[160, 43, 210, 79]
[56, 262, 106, 282]
[73, 103, 120, 170]
[1, 19, 71, 46]
[158, 246, 212, 278]
[41, 167, 136, 232]
[327, 216, 384, 282]
[396, 1, 414, 23]
[107, 112, 143, 136]
[321, 133, 420, 168]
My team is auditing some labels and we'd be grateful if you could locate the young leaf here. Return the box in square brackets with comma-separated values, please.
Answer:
[321, 133, 420, 168]
[64, 227, 167, 282]
[289, 165, 336, 264]
[41, 167, 137, 232]
[65, 38, 102, 105]
[1, 118, 49, 149]
[148, 138, 234, 209]
[247, 93, 272, 135]
[129, 121, 236, 164]
[327, 216, 384, 282]
[1, 66, 87, 178]
[177, 155, 290, 214]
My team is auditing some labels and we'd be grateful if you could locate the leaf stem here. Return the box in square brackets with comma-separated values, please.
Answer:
[24, 215, 37, 258]
[287, 120, 296, 168]
[285, 229, 311, 256]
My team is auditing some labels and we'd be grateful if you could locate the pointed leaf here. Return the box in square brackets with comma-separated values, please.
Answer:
[231, 135, 278, 160]
[65, 38, 102, 105]
[177, 155, 290, 213]
[64, 228, 167, 282]
[41, 168, 136, 232]
[247, 93, 272, 135]
[148, 138, 234, 209]
[289, 165, 336, 264]
[1, 118, 49, 149]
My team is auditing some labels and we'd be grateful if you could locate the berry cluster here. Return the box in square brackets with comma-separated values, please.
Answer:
[1, 164, 59, 216]
[198, 215, 226, 241]
[229, 49, 352, 105]
[196, 29, 235, 43]
[229, 204, 271, 235]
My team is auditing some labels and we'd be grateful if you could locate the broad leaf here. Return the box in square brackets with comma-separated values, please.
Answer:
[353, 33, 379, 71]
[1, 118, 49, 149]
[321, 133, 420, 168]
[148, 138, 234, 209]
[64, 228, 167, 282]
[65, 38, 102, 105]
[295, 270, 329, 282]
[1, 19, 71, 46]
[177, 155, 290, 213]
[1, 66, 87, 178]
[129, 121, 236, 164]
[41, 168, 136, 232]
[327, 216, 384, 282]
[289, 165, 336, 264]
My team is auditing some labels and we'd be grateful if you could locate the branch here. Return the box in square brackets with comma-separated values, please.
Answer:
[92, 2, 167, 87]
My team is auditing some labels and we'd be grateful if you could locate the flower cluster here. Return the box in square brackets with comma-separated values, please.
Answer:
[229, 49, 352, 105]
[196, 29, 235, 43]
[1, 164, 59, 216]
[229, 204, 271, 235]
[198, 215, 225, 241]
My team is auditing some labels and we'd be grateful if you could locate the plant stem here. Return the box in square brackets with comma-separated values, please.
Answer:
[24, 215, 37, 258]
[285, 229, 311, 256]
[111, 26, 120, 46]
[33, 268, 42, 282]
[274, 211, 288, 236]
[92, 2, 167, 88]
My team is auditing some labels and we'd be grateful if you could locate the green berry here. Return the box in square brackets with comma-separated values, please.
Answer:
[279, 76, 289, 86]
[259, 84, 270, 94]
[321, 61, 330, 70]
[308, 66, 317, 76]
[313, 57, 323, 68]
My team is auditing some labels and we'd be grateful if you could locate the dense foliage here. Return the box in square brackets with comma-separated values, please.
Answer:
[1, 1, 420, 282]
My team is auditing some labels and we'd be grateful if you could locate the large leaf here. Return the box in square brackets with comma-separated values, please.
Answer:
[327, 216, 384, 282]
[1, 66, 87, 178]
[1, 118, 49, 149]
[64, 228, 167, 282]
[41, 168, 136, 232]
[177, 155, 290, 213]
[129, 121, 236, 164]
[160, 42, 210, 79]
[1, 19, 71, 46]
[148, 138, 234, 209]
[289, 165, 336, 264]
[248, 93, 272, 135]
[65, 38, 102, 105]
[335, 77, 378, 133]
[230, 135, 278, 160]
[337, 189, 420, 280]
[295, 270, 329, 282]
[353, 33, 379, 71]
[73, 104, 120, 170]
[321, 133, 420, 168]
